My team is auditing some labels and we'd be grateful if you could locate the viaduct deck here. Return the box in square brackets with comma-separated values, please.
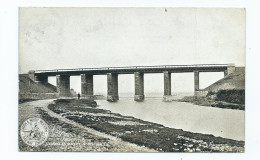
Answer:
[33, 64, 229, 76]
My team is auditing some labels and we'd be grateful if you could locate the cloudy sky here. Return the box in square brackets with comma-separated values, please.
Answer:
[19, 8, 245, 94]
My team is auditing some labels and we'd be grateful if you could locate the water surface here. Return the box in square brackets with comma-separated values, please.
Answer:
[96, 98, 245, 141]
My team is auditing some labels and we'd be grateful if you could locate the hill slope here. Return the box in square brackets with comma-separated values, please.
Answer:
[203, 67, 245, 92]
[19, 74, 57, 94]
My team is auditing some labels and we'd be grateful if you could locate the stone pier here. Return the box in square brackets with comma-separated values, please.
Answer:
[194, 71, 199, 94]
[224, 70, 228, 77]
[81, 74, 93, 98]
[163, 71, 171, 101]
[107, 73, 119, 101]
[134, 72, 144, 101]
[164, 71, 171, 96]
[56, 75, 70, 97]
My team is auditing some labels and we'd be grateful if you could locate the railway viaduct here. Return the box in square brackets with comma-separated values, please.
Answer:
[28, 64, 235, 101]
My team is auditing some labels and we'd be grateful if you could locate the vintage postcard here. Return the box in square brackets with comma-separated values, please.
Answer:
[18, 7, 245, 152]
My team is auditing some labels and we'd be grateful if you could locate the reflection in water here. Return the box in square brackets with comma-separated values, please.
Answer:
[96, 98, 245, 141]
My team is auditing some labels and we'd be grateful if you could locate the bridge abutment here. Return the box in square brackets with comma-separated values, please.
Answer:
[81, 74, 94, 98]
[224, 63, 236, 77]
[56, 75, 71, 97]
[134, 72, 144, 101]
[194, 71, 200, 95]
[28, 70, 36, 81]
[107, 73, 119, 102]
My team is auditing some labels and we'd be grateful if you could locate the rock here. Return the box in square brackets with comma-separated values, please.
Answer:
[188, 144, 193, 147]
[196, 148, 201, 152]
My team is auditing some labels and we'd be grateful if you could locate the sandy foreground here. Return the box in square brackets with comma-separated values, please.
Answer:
[18, 99, 156, 152]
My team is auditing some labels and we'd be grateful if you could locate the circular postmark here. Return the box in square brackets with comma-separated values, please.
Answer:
[20, 118, 49, 147]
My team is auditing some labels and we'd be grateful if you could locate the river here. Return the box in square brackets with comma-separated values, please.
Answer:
[96, 98, 245, 141]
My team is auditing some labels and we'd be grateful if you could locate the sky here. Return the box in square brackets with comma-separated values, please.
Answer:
[19, 8, 245, 94]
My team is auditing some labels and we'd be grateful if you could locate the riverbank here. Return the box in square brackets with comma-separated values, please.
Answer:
[48, 99, 244, 152]
[177, 92, 245, 110]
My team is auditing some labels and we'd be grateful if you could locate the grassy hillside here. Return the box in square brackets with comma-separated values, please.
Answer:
[203, 67, 245, 92]
[178, 67, 245, 110]
[19, 74, 57, 94]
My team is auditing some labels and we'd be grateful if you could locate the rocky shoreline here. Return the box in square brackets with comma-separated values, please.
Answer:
[178, 96, 245, 110]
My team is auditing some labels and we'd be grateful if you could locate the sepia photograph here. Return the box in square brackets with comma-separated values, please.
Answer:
[18, 7, 245, 152]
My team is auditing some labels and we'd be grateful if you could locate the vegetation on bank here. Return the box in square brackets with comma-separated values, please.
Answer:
[179, 89, 245, 110]
[214, 89, 245, 104]
[19, 99, 38, 104]
[48, 99, 244, 152]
